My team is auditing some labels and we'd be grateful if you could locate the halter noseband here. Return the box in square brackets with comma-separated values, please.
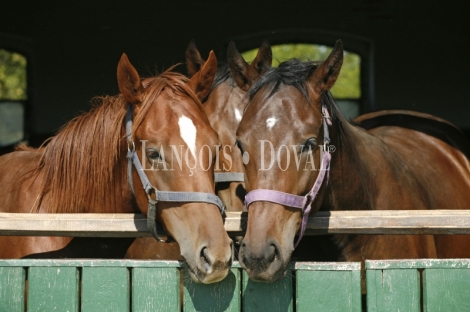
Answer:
[214, 172, 244, 183]
[244, 101, 332, 247]
[125, 106, 226, 242]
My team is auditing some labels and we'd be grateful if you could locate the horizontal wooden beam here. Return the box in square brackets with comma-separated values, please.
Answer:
[303, 210, 470, 235]
[1, 210, 470, 237]
[0, 213, 150, 237]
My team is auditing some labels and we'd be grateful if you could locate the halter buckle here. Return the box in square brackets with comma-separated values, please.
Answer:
[127, 140, 135, 153]
[146, 186, 157, 201]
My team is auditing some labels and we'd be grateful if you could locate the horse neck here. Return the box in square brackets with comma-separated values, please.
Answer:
[84, 148, 135, 213]
[38, 137, 135, 214]
[322, 114, 433, 210]
[321, 118, 381, 210]
[87, 150, 135, 213]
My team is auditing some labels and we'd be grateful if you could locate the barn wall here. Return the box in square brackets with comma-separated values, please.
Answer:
[0, 0, 468, 141]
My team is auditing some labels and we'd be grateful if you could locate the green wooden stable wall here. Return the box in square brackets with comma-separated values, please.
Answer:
[0, 259, 469, 311]
[366, 259, 470, 312]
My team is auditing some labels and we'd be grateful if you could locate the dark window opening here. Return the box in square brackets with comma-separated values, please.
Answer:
[0, 49, 27, 148]
[0, 33, 31, 155]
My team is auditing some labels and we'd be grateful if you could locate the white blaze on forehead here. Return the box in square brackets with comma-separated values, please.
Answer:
[178, 115, 197, 158]
[234, 108, 242, 122]
[266, 117, 278, 129]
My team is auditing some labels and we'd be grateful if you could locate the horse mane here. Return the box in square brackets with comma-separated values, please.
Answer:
[199, 63, 234, 103]
[212, 64, 233, 89]
[245, 59, 319, 103]
[15, 142, 43, 152]
[32, 68, 200, 213]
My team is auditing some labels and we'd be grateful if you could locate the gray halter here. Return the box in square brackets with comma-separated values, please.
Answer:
[214, 172, 244, 183]
[125, 106, 226, 242]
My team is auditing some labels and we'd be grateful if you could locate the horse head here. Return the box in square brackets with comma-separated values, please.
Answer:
[185, 40, 272, 213]
[236, 41, 344, 282]
[117, 53, 233, 283]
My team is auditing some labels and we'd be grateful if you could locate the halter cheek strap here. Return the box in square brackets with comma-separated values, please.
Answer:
[125, 106, 226, 242]
[244, 101, 332, 247]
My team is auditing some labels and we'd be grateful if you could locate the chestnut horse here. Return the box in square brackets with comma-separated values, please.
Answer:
[0, 52, 233, 284]
[237, 40, 470, 282]
[126, 41, 272, 260]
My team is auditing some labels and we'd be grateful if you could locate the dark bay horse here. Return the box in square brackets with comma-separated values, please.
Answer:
[187, 40, 272, 213]
[236, 40, 470, 282]
[126, 41, 272, 260]
[0, 52, 233, 284]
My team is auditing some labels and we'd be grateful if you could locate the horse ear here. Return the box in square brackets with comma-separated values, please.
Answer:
[187, 50, 217, 100]
[185, 40, 206, 78]
[228, 41, 256, 92]
[117, 53, 143, 104]
[251, 39, 272, 75]
[309, 40, 343, 93]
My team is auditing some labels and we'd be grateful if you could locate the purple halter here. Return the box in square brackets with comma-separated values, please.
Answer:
[244, 102, 332, 247]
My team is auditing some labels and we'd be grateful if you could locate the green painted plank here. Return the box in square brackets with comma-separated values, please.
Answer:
[0, 259, 181, 268]
[27, 266, 78, 312]
[0, 267, 25, 312]
[242, 270, 293, 312]
[296, 269, 361, 312]
[81, 267, 129, 312]
[423, 268, 470, 311]
[366, 259, 470, 270]
[366, 269, 379, 312]
[366, 268, 420, 312]
[132, 267, 180, 312]
[295, 261, 361, 271]
[183, 268, 241, 312]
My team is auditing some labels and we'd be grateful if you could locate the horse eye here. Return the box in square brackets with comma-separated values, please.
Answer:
[303, 138, 317, 152]
[146, 149, 161, 160]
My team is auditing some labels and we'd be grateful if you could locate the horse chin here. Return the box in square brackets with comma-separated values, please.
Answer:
[160, 204, 234, 284]
[183, 256, 230, 284]
[179, 238, 232, 284]
[244, 262, 288, 283]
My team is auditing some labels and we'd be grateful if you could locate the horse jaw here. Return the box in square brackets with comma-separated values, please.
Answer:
[160, 203, 233, 284]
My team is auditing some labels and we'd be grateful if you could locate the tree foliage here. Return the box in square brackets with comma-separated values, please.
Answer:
[242, 43, 360, 99]
[0, 49, 27, 100]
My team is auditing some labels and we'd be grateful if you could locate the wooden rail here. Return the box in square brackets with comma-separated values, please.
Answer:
[1, 210, 470, 236]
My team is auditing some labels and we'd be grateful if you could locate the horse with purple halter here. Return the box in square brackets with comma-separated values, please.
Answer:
[237, 40, 470, 283]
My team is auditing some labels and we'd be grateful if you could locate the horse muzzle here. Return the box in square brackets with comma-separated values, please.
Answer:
[238, 238, 288, 283]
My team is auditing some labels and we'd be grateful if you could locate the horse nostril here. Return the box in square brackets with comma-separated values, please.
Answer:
[228, 241, 234, 266]
[200, 246, 211, 271]
[239, 241, 247, 265]
[268, 243, 280, 263]
[268, 245, 275, 262]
